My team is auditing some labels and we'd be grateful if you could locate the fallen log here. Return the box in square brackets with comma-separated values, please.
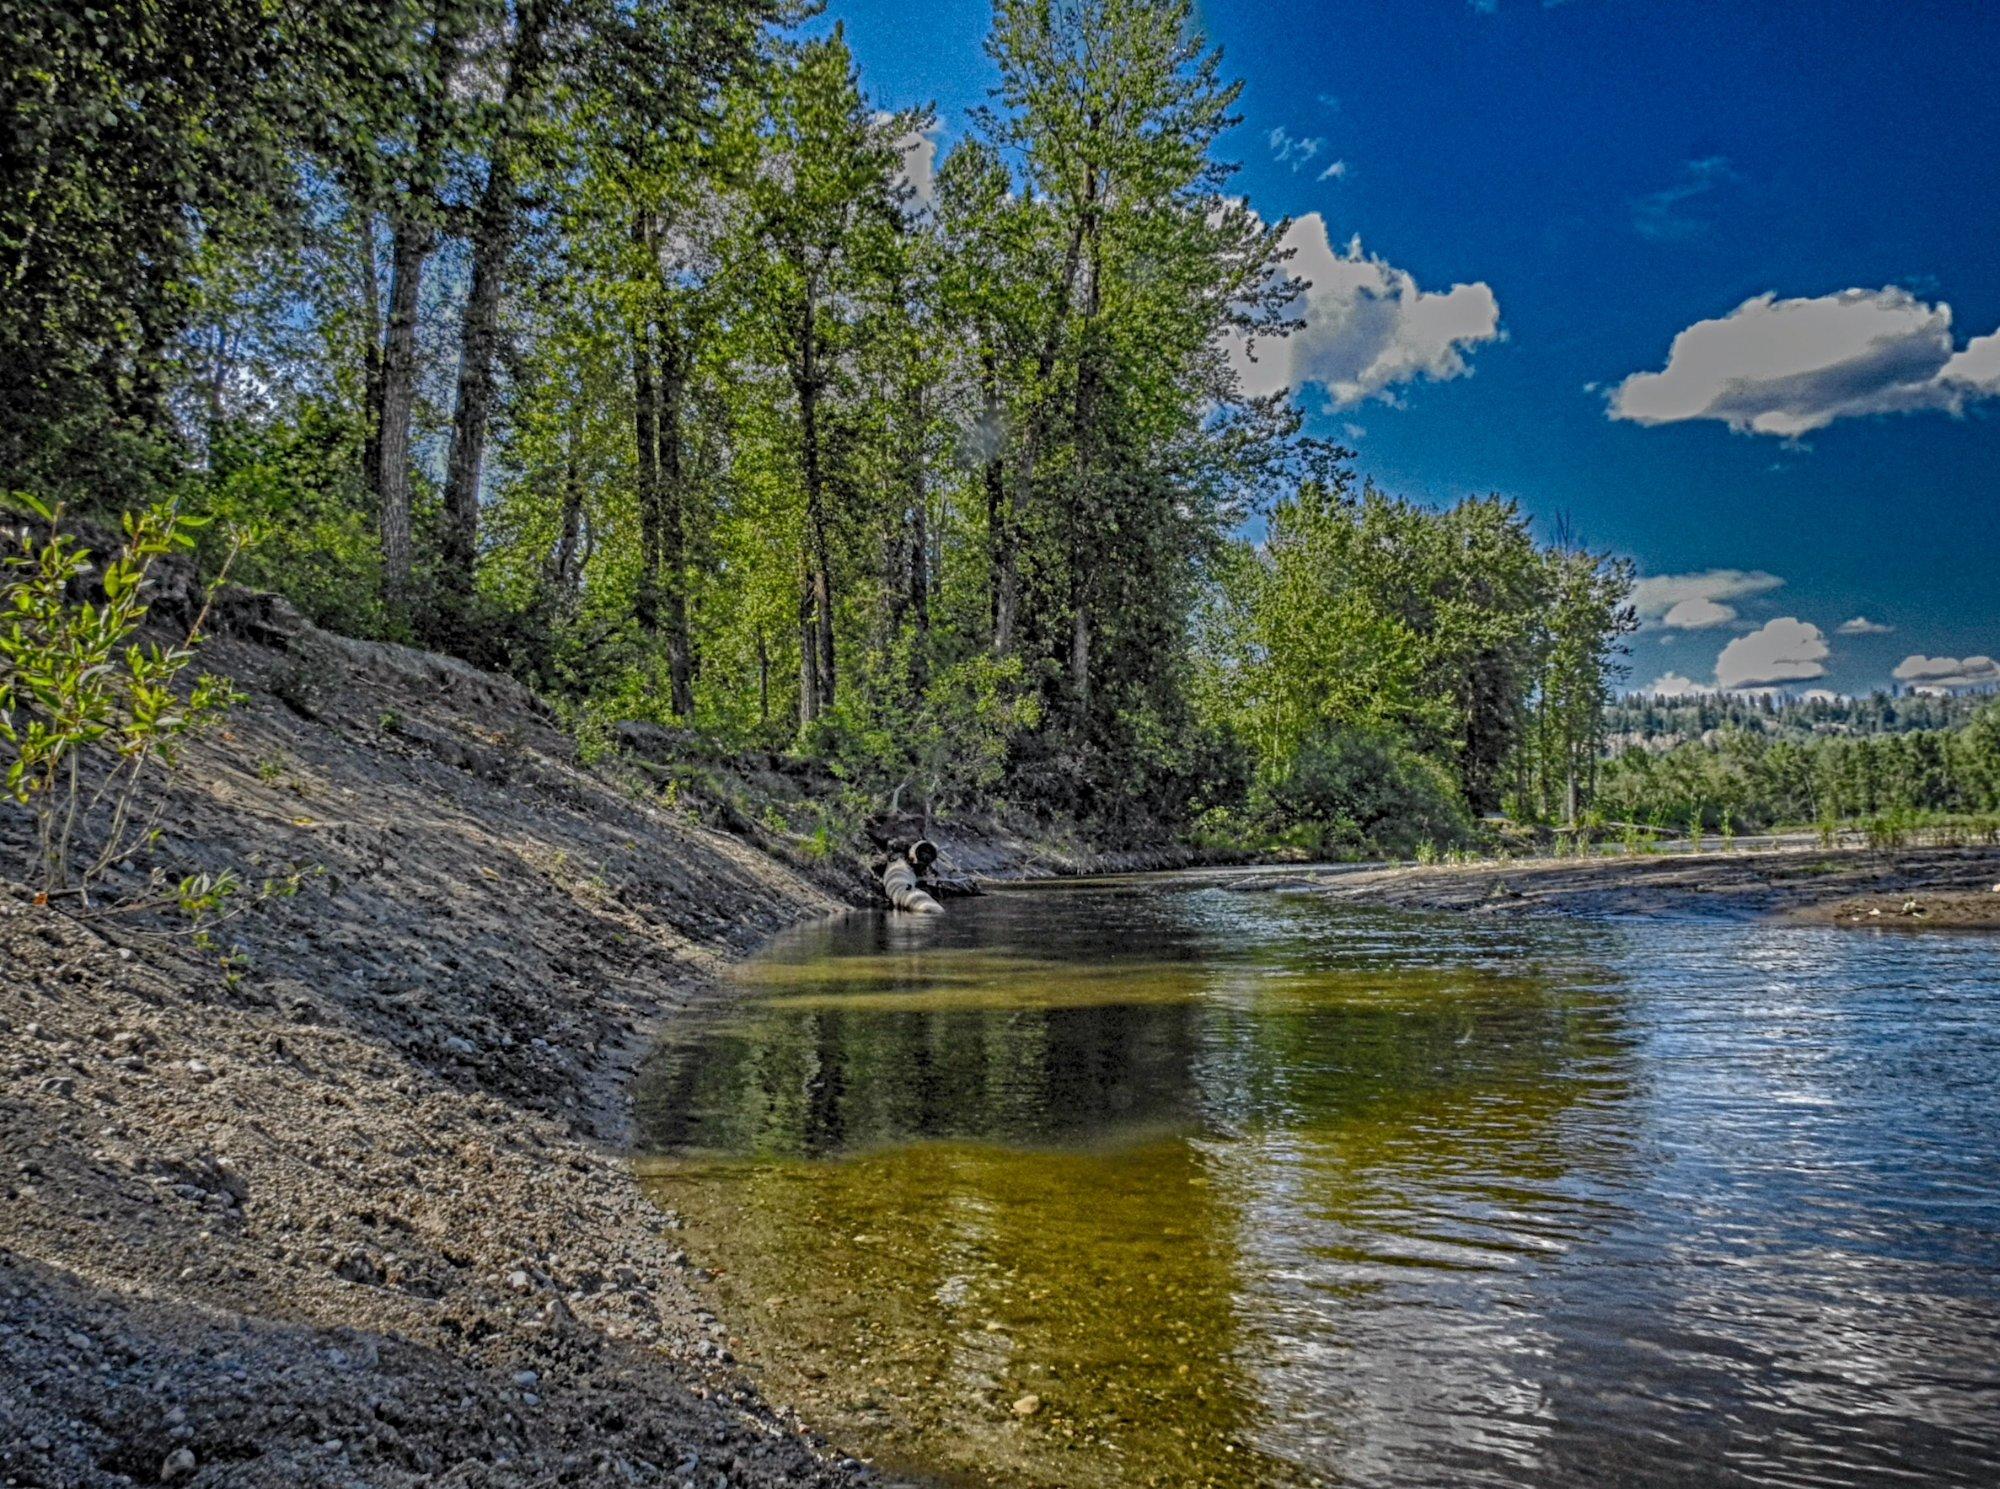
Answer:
[881, 840, 945, 914]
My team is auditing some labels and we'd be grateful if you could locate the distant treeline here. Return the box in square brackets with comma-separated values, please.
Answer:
[1596, 702, 2000, 832]
[1608, 689, 1992, 749]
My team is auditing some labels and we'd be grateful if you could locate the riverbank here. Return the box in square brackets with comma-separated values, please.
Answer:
[0, 605, 885, 1485]
[1233, 844, 2000, 927]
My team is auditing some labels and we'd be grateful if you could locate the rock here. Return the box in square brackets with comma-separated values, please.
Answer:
[1012, 1394, 1042, 1417]
[161, 1446, 198, 1482]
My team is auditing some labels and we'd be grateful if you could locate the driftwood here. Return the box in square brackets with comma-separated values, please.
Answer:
[881, 840, 944, 914]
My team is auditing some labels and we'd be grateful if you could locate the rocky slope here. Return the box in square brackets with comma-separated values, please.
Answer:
[0, 603, 883, 1487]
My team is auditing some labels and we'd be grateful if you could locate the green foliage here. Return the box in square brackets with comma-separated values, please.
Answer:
[1193, 472, 1632, 854]
[188, 408, 386, 637]
[0, 498, 243, 894]
[1257, 726, 1473, 858]
[1, 0, 1641, 859]
[1598, 704, 2000, 837]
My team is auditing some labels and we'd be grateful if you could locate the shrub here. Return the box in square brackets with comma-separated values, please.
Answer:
[0, 498, 243, 897]
[1257, 725, 1472, 857]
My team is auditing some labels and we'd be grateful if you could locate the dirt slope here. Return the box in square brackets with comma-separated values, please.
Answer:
[0, 604, 881, 1487]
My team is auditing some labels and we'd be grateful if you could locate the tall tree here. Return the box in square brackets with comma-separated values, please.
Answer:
[330, 0, 484, 628]
[746, 31, 910, 731]
[437, 0, 560, 616]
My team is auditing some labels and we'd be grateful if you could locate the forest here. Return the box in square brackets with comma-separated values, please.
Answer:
[3, 0, 1635, 854]
[1596, 707, 2000, 837]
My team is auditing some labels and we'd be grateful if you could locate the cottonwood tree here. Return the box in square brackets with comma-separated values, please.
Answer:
[744, 31, 913, 732]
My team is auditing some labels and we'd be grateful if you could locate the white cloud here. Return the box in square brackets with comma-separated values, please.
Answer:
[1609, 287, 2000, 437]
[1630, 568, 1783, 625]
[1318, 159, 1348, 182]
[1836, 616, 1894, 635]
[1268, 126, 1326, 171]
[1638, 672, 1708, 697]
[1234, 213, 1501, 409]
[1715, 617, 1830, 689]
[1663, 597, 1736, 630]
[893, 126, 938, 210]
[1893, 654, 2000, 691]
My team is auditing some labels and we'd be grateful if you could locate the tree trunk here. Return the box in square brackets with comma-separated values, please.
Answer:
[358, 215, 382, 492]
[438, 147, 514, 611]
[656, 334, 694, 719]
[797, 558, 819, 732]
[543, 411, 584, 606]
[1068, 159, 1104, 712]
[439, 0, 553, 615]
[907, 380, 930, 687]
[1070, 597, 1091, 713]
[795, 297, 835, 726]
[375, 215, 431, 628]
[757, 629, 770, 727]
[981, 344, 1011, 652]
[631, 311, 662, 632]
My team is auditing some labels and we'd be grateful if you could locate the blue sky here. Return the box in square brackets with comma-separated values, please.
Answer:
[822, 0, 2000, 697]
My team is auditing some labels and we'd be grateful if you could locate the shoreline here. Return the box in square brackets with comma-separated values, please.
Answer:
[1, 616, 879, 1486]
[7, 610, 1994, 1486]
[1231, 843, 2000, 928]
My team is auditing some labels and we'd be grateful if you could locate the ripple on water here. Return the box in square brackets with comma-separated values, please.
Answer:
[633, 886, 2000, 1488]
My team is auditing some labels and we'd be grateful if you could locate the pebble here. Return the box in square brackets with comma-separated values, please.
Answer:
[1012, 1394, 1042, 1417]
[161, 1446, 197, 1482]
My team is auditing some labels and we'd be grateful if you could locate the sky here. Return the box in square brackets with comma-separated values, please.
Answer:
[818, 0, 2000, 698]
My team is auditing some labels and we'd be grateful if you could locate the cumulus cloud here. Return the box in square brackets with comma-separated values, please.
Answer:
[1234, 213, 1501, 409]
[1630, 156, 1739, 243]
[1893, 654, 2000, 692]
[1836, 616, 1894, 635]
[1637, 672, 1708, 698]
[1715, 617, 1830, 689]
[1609, 287, 2000, 437]
[1629, 568, 1783, 626]
[1663, 597, 1736, 630]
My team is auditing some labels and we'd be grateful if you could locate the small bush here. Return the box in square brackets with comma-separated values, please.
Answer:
[0, 498, 243, 897]
[1257, 726, 1472, 858]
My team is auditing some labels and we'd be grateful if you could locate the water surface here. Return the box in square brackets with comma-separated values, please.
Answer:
[634, 881, 2000, 1487]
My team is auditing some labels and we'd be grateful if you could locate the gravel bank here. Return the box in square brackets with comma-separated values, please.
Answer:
[1, 608, 881, 1487]
[1233, 844, 2000, 925]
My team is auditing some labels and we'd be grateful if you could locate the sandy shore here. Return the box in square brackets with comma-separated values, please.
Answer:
[1225, 844, 2000, 928]
[1, 609, 880, 1486]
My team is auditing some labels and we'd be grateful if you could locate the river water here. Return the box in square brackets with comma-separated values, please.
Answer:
[632, 878, 2000, 1487]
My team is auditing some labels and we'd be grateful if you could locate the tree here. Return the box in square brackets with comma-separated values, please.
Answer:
[0, 0, 372, 502]
[745, 31, 911, 732]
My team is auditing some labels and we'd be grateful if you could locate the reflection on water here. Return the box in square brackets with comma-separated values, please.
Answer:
[632, 885, 2000, 1487]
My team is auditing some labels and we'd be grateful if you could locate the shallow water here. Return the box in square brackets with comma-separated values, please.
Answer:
[633, 882, 2000, 1487]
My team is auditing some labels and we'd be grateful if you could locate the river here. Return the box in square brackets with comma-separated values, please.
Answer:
[633, 877, 2000, 1487]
